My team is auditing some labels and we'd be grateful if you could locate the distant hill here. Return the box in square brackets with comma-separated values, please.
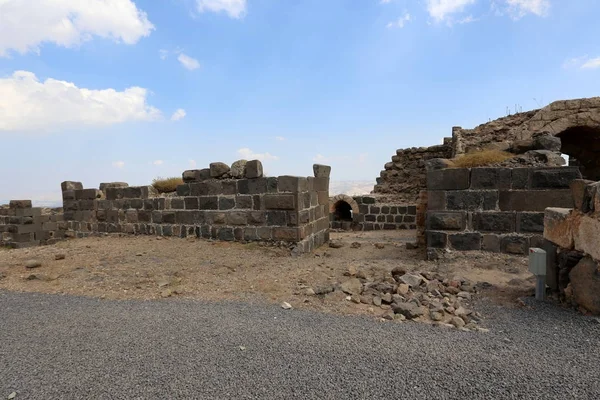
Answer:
[329, 181, 373, 196]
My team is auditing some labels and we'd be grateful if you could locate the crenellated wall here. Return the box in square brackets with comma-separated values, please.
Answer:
[0, 201, 65, 248]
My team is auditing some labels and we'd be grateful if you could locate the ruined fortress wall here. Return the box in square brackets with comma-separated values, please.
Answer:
[329, 194, 417, 231]
[0, 201, 65, 248]
[425, 166, 581, 258]
[373, 139, 453, 203]
[1, 163, 331, 253]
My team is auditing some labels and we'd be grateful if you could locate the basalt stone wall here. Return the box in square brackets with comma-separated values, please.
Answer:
[543, 179, 600, 315]
[426, 166, 581, 259]
[60, 162, 331, 253]
[329, 194, 417, 231]
[373, 139, 453, 203]
[0, 201, 65, 249]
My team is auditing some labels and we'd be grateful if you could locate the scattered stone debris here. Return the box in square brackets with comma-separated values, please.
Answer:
[374, 243, 385, 249]
[329, 240, 345, 249]
[24, 260, 42, 269]
[160, 289, 172, 298]
[350, 242, 361, 249]
[310, 268, 482, 330]
[54, 254, 66, 261]
[281, 302, 292, 310]
[344, 266, 358, 276]
[405, 242, 419, 250]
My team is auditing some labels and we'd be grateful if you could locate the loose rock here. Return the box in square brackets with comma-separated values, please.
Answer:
[399, 274, 423, 288]
[281, 302, 292, 310]
[392, 302, 424, 319]
[25, 260, 42, 269]
[341, 278, 363, 295]
[350, 242, 361, 249]
[54, 254, 66, 261]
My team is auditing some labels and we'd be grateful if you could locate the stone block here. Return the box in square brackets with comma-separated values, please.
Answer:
[533, 135, 561, 152]
[61, 181, 83, 191]
[257, 227, 273, 240]
[154, 198, 166, 210]
[516, 212, 544, 233]
[99, 182, 128, 191]
[511, 169, 530, 189]
[446, 190, 498, 211]
[313, 164, 331, 178]
[267, 177, 279, 193]
[184, 197, 199, 209]
[218, 197, 236, 210]
[253, 195, 262, 210]
[318, 191, 329, 206]
[500, 235, 529, 255]
[427, 169, 470, 190]
[162, 212, 176, 224]
[472, 212, 516, 232]
[8, 200, 31, 209]
[313, 177, 329, 192]
[427, 231, 447, 248]
[448, 232, 481, 251]
[273, 227, 299, 241]
[199, 196, 219, 210]
[182, 169, 207, 183]
[543, 208, 574, 249]
[427, 191, 446, 211]
[176, 184, 191, 197]
[569, 256, 600, 315]
[499, 190, 572, 211]
[470, 168, 512, 190]
[482, 234, 501, 252]
[408, 206, 417, 215]
[176, 211, 202, 225]
[542, 239, 559, 291]
[264, 194, 296, 210]
[124, 186, 149, 199]
[427, 212, 466, 230]
[278, 176, 303, 192]
[570, 179, 595, 211]
[572, 214, 600, 262]
[170, 198, 184, 210]
[267, 211, 288, 226]
[130, 199, 144, 209]
[248, 178, 268, 194]
[227, 212, 248, 225]
[244, 227, 258, 241]
[235, 195, 253, 209]
[221, 181, 237, 195]
[62, 190, 76, 201]
[138, 211, 152, 223]
[245, 160, 263, 179]
[15, 208, 42, 217]
[371, 206, 381, 214]
[78, 200, 96, 211]
[126, 210, 138, 223]
[210, 162, 230, 178]
[531, 167, 582, 189]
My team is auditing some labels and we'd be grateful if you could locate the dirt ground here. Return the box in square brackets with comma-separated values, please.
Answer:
[0, 231, 536, 316]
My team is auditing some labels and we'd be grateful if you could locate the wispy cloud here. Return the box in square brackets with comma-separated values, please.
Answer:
[159, 49, 169, 60]
[171, 109, 187, 121]
[582, 57, 600, 70]
[178, 53, 200, 71]
[237, 148, 279, 161]
[275, 136, 286, 141]
[197, 0, 247, 19]
[505, 0, 550, 19]
[153, 160, 164, 165]
[112, 161, 125, 169]
[387, 13, 412, 29]
[563, 55, 600, 70]
[426, 0, 476, 23]
[189, 159, 197, 168]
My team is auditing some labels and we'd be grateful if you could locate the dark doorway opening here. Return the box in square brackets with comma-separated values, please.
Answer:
[558, 126, 600, 180]
[333, 200, 353, 222]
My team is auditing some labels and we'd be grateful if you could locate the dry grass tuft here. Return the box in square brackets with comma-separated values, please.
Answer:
[452, 150, 514, 168]
[152, 177, 183, 193]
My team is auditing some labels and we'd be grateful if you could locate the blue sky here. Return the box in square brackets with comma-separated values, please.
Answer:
[1, 0, 599, 203]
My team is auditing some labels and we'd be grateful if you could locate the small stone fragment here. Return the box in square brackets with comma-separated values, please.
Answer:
[281, 302, 292, 310]
[341, 278, 363, 295]
[381, 293, 392, 304]
[313, 285, 335, 295]
[304, 288, 316, 296]
[457, 291, 472, 300]
[397, 284, 410, 295]
[431, 311, 444, 321]
[329, 240, 345, 249]
[381, 310, 395, 320]
[405, 242, 419, 250]
[450, 316, 466, 328]
[351, 295, 361, 304]
[8, 392, 17, 400]
[350, 242, 361, 249]
[161, 289, 172, 298]
[373, 296, 382, 306]
[25, 259, 42, 269]
[344, 265, 358, 276]
[399, 274, 423, 288]
[374, 243, 385, 249]
[54, 254, 66, 261]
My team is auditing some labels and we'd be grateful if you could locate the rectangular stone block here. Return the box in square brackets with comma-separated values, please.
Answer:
[499, 190, 573, 211]
[313, 164, 331, 178]
[126, 210, 138, 223]
[198, 196, 219, 210]
[264, 194, 296, 210]
[15, 208, 42, 217]
[170, 198, 184, 210]
[124, 186, 149, 199]
[278, 176, 302, 192]
[427, 231, 447, 248]
[500, 235, 529, 255]
[221, 181, 238, 195]
[446, 190, 498, 211]
[75, 189, 100, 200]
[516, 212, 544, 233]
[205, 212, 226, 225]
[235, 195, 253, 209]
[470, 168, 512, 190]
[257, 227, 273, 240]
[472, 212, 516, 232]
[245, 160, 264, 179]
[267, 211, 288, 226]
[570, 179, 595, 211]
[182, 169, 210, 182]
[531, 167, 582, 189]
[218, 197, 235, 210]
[248, 178, 268, 194]
[99, 182, 128, 191]
[427, 211, 466, 230]
[137, 210, 151, 223]
[227, 211, 248, 225]
[482, 234, 501, 252]
[162, 212, 176, 224]
[61, 181, 83, 191]
[448, 232, 481, 250]
[130, 199, 144, 209]
[313, 177, 329, 192]
[79, 200, 96, 211]
[273, 227, 299, 241]
[427, 169, 470, 190]
[318, 191, 329, 206]
[176, 184, 191, 197]
[511, 168, 530, 189]
[176, 211, 202, 225]
[407, 206, 417, 215]
[62, 190, 76, 201]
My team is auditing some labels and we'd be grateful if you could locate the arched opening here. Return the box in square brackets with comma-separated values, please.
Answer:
[333, 200, 353, 222]
[557, 126, 600, 180]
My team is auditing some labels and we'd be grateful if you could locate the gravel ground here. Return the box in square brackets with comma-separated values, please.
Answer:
[1, 291, 599, 400]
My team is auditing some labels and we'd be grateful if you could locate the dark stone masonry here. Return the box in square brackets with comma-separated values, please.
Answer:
[1, 161, 331, 254]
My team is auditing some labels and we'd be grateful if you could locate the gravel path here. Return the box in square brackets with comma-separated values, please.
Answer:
[1, 291, 599, 399]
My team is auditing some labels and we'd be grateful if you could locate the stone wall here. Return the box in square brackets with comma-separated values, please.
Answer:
[329, 194, 416, 231]
[425, 166, 581, 258]
[543, 179, 600, 315]
[2, 162, 331, 254]
[0, 201, 65, 248]
[451, 97, 600, 180]
[372, 139, 453, 203]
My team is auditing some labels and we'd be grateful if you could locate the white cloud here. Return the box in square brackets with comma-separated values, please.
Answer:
[0, 71, 161, 132]
[582, 57, 600, 70]
[153, 160, 164, 166]
[387, 13, 412, 28]
[112, 161, 125, 169]
[197, 0, 247, 19]
[275, 136, 286, 141]
[237, 148, 279, 161]
[171, 109, 187, 121]
[189, 159, 197, 168]
[506, 0, 550, 19]
[457, 15, 477, 24]
[178, 53, 200, 71]
[0, 0, 154, 57]
[426, 0, 476, 22]
[563, 56, 600, 70]
[159, 49, 169, 60]
[313, 154, 350, 163]
[380, 0, 392, 3]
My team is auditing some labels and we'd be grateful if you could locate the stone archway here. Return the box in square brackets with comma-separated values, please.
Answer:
[555, 125, 600, 180]
[329, 194, 360, 222]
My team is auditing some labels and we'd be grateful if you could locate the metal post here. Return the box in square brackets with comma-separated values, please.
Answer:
[529, 248, 547, 301]
[535, 275, 546, 301]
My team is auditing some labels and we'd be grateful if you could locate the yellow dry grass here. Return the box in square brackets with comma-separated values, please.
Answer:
[152, 177, 184, 193]
[452, 150, 514, 168]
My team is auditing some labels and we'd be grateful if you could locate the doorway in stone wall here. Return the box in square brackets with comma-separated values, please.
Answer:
[557, 126, 600, 180]
[333, 200, 353, 222]
[329, 194, 361, 230]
